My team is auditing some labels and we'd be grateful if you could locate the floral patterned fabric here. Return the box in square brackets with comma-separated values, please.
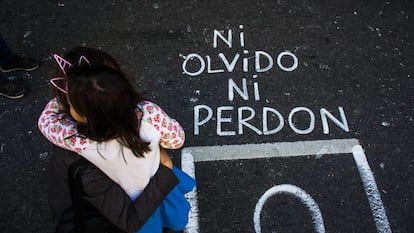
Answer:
[38, 98, 186, 197]
[38, 98, 185, 153]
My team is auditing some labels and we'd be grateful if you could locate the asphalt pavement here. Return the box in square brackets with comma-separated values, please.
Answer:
[0, 1, 413, 232]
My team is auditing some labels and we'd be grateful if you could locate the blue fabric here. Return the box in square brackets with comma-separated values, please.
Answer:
[137, 166, 196, 233]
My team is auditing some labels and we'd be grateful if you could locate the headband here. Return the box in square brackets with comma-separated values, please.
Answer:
[53, 53, 91, 75]
[50, 53, 92, 94]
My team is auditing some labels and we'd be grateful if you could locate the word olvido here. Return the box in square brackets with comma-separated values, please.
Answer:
[181, 25, 298, 76]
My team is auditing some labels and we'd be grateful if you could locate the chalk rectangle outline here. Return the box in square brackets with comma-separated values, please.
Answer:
[181, 138, 391, 233]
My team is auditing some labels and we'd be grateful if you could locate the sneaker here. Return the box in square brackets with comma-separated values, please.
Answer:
[0, 78, 27, 99]
[0, 54, 40, 72]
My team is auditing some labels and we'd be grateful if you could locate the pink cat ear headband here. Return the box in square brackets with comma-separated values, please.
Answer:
[50, 54, 91, 94]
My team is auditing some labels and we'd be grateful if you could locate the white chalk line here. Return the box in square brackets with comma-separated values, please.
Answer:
[352, 145, 392, 233]
[182, 138, 359, 162]
[181, 138, 391, 233]
[182, 150, 200, 233]
[254, 184, 325, 233]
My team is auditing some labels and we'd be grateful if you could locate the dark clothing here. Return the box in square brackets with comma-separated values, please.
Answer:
[49, 146, 179, 233]
[0, 33, 11, 65]
[0, 33, 11, 82]
[48, 146, 79, 228]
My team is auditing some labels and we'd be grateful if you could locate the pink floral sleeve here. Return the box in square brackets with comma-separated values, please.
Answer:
[140, 101, 185, 149]
[37, 98, 89, 153]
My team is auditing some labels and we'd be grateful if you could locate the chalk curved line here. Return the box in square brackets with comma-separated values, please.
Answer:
[253, 184, 325, 233]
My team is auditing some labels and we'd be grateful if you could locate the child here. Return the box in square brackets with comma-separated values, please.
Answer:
[38, 47, 195, 232]
[44, 47, 182, 233]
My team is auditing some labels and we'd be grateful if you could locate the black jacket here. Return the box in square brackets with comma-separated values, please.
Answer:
[48, 146, 179, 233]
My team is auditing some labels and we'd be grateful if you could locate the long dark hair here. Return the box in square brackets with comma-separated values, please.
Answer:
[67, 65, 150, 158]
[52, 47, 123, 113]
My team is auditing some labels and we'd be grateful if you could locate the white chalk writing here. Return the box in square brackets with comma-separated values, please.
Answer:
[194, 105, 349, 136]
[180, 25, 349, 136]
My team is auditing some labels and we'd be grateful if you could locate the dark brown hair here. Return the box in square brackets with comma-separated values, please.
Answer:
[52, 47, 122, 113]
[52, 47, 150, 158]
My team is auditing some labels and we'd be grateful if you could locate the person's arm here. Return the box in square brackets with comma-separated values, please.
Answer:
[160, 147, 173, 169]
[78, 163, 179, 232]
[38, 98, 87, 153]
[140, 101, 185, 149]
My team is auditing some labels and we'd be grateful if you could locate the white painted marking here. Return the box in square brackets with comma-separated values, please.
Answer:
[182, 53, 205, 76]
[192, 106, 350, 136]
[181, 139, 392, 233]
[218, 53, 239, 72]
[206, 55, 224, 74]
[239, 25, 245, 47]
[276, 51, 298, 72]
[238, 107, 262, 135]
[262, 107, 284, 135]
[255, 51, 274, 72]
[183, 138, 359, 162]
[253, 184, 325, 233]
[288, 107, 315, 134]
[253, 81, 260, 100]
[228, 78, 248, 101]
[352, 145, 392, 233]
[193, 105, 213, 135]
[182, 150, 199, 233]
[320, 107, 349, 134]
[213, 29, 233, 48]
[217, 106, 236, 136]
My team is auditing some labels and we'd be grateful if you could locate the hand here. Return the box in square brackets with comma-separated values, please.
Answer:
[160, 148, 173, 169]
